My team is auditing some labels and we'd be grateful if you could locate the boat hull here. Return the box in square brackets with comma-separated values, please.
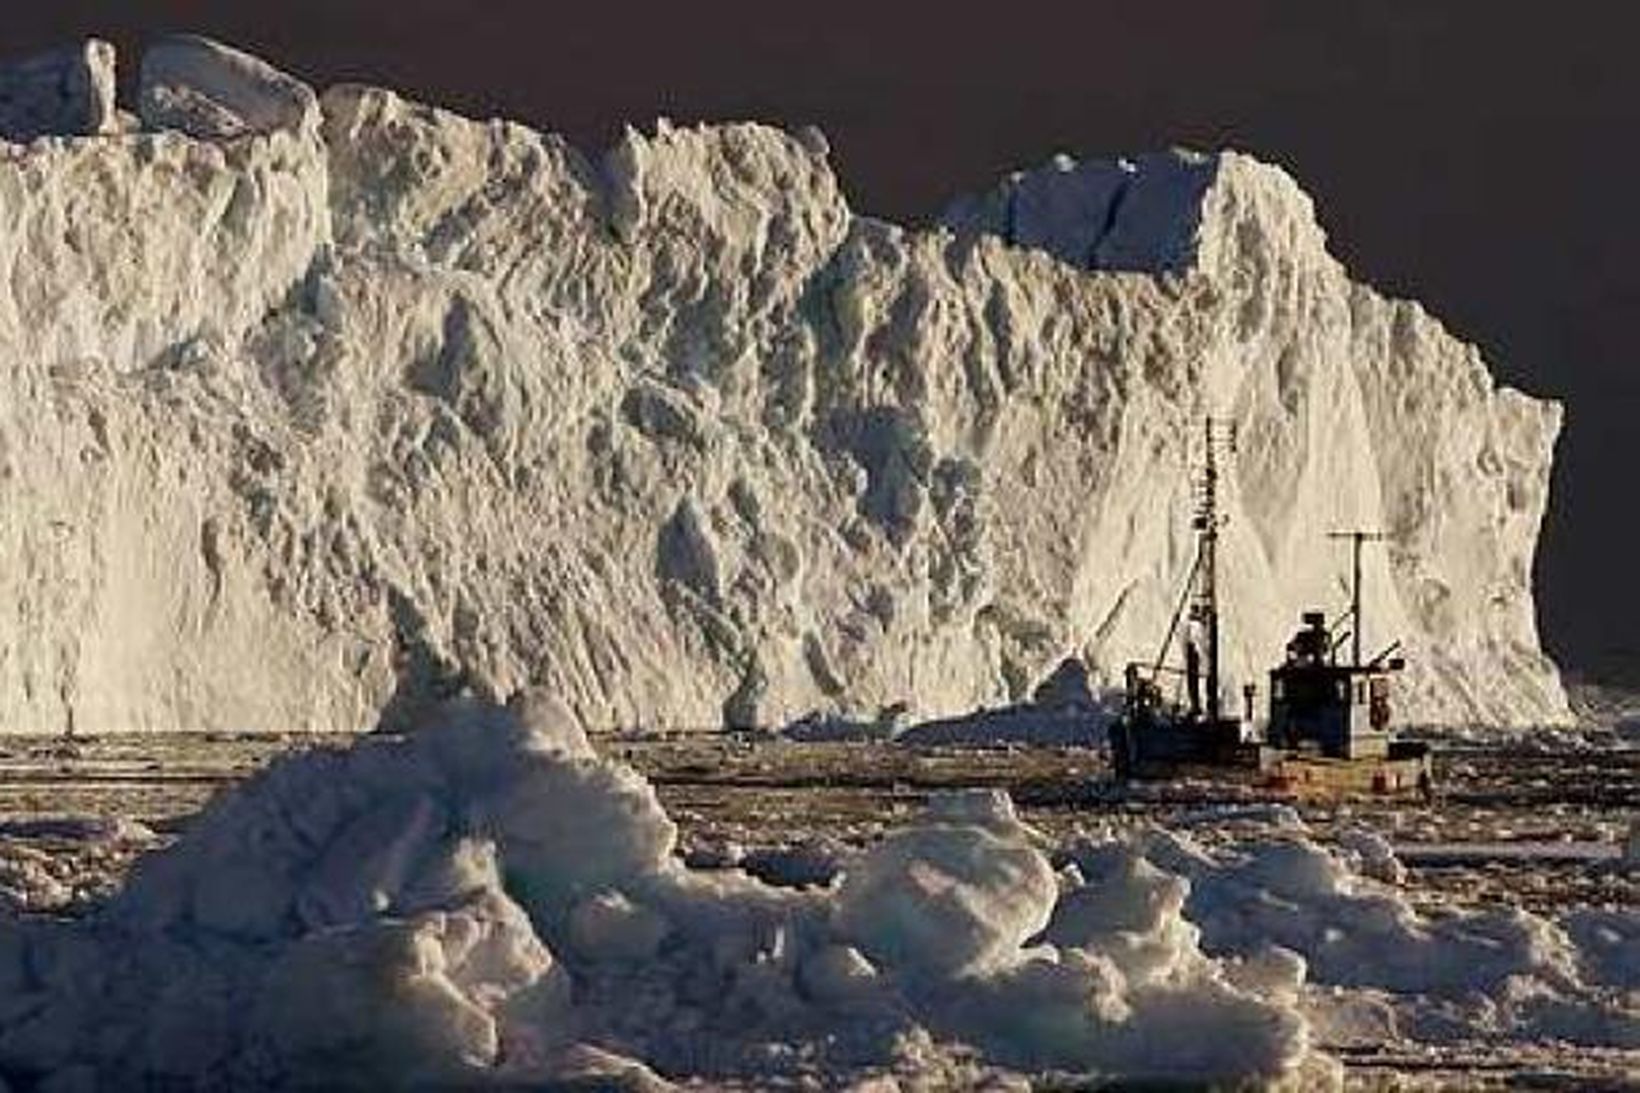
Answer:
[1111, 716, 1433, 799]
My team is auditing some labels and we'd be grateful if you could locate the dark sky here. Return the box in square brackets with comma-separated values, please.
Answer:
[9, 3, 1639, 683]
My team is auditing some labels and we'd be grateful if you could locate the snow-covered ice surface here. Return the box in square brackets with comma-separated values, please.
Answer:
[0, 702, 1636, 1090]
[0, 36, 1568, 738]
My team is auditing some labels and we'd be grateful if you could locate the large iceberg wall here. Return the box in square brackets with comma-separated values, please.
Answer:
[0, 37, 1567, 735]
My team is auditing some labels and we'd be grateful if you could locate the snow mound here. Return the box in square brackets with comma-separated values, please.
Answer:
[0, 36, 1567, 737]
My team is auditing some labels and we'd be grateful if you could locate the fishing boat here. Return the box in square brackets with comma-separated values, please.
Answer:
[1107, 420, 1432, 797]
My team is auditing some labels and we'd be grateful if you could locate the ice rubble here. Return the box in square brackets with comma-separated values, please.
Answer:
[1, 699, 1635, 1089]
[0, 698, 1338, 1089]
[1091, 823, 1640, 1049]
[0, 818, 158, 917]
[0, 36, 1568, 737]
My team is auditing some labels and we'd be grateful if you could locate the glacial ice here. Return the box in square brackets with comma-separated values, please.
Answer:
[0, 36, 1569, 738]
[139, 36, 320, 140]
[0, 40, 116, 143]
[941, 149, 1221, 273]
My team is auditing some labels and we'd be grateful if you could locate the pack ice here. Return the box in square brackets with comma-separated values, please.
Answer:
[0, 697, 1316, 1089]
[3, 696, 1636, 1090]
[0, 34, 1570, 737]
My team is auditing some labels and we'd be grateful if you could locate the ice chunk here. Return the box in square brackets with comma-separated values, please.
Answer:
[1335, 828, 1407, 885]
[1044, 846, 1200, 987]
[476, 752, 677, 914]
[1563, 908, 1640, 989]
[1029, 656, 1100, 710]
[405, 691, 595, 788]
[139, 35, 317, 138]
[544, 1043, 675, 1091]
[293, 791, 448, 928]
[923, 788, 1028, 834]
[797, 944, 881, 1005]
[0, 40, 116, 142]
[1155, 833, 1579, 994]
[566, 890, 671, 963]
[968, 954, 1324, 1084]
[252, 893, 566, 1087]
[834, 794, 1058, 977]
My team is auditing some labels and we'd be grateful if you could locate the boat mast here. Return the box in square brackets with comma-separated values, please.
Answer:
[1191, 418, 1232, 722]
[1327, 529, 1386, 668]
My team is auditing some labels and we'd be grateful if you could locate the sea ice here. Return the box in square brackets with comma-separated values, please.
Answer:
[0, 696, 1634, 1088]
[0, 698, 1339, 1088]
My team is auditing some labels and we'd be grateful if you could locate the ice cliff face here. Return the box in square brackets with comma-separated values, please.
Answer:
[0, 36, 1567, 735]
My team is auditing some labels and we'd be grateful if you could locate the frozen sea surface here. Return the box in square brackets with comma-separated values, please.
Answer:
[0, 709, 1634, 1089]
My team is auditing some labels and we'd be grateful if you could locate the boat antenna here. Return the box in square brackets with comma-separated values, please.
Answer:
[1326, 529, 1387, 668]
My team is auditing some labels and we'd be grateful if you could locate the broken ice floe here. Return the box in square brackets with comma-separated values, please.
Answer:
[0, 698, 1634, 1089]
[0, 817, 159, 916]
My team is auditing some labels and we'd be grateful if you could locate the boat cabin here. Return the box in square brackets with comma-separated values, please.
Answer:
[1266, 611, 1402, 760]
